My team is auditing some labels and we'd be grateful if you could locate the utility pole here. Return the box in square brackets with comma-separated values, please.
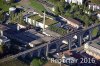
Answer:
[43, 11, 46, 32]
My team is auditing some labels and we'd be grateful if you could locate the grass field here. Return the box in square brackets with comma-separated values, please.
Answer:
[29, 0, 46, 13]
[0, 0, 10, 11]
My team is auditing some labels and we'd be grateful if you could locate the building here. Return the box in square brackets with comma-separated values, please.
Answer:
[65, 0, 84, 5]
[43, 29, 61, 37]
[24, 14, 59, 29]
[9, 7, 16, 14]
[62, 17, 83, 29]
[89, 3, 100, 11]
[4, 24, 53, 48]
[84, 39, 100, 60]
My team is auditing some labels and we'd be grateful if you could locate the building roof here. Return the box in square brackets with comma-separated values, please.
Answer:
[43, 29, 61, 37]
[90, 39, 100, 50]
[29, 14, 56, 25]
[0, 24, 9, 31]
[4, 27, 53, 46]
[67, 18, 82, 25]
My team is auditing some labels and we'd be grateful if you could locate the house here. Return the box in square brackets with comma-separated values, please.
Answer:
[65, 0, 84, 5]
[24, 14, 59, 29]
[84, 39, 100, 60]
[62, 17, 83, 29]
[89, 3, 100, 11]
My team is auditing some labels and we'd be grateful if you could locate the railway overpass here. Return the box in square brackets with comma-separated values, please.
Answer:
[0, 24, 100, 63]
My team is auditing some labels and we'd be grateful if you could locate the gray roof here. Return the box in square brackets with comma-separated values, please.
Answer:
[43, 29, 61, 37]
[90, 41, 100, 50]
[67, 18, 82, 25]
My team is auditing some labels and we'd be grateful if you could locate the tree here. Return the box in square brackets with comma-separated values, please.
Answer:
[91, 0, 100, 5]
[54, 0, 67, 15]
[0, 11, 4, 22]
[49, 0, 59, 4]
[0, 45, 4, 54]
[6, 0, 14, 4]
[65, 11, 72, 17]
[54, 6, 60, 15]
[30, 58, 45, 66]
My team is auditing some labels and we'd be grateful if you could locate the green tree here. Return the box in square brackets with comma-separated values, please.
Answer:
[49, 0, 59, 4]
[6, 0, 14, 4]
[30, 58, 45, 66]
[0, 44, 4, 54]
[52, 0, 67, 15]
[0, 11, 4, 22]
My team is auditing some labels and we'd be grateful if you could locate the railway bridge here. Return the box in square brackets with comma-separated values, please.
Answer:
[0, 24, 100, 63]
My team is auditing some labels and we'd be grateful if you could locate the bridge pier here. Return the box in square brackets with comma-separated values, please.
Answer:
[38, 48, 41, 57]
[29, 51, 34, 58]
[46, 44, 49, 57]
[68, 38, 72, 50]
[89, 29, 92, 41]
[78, 34, 83, 47]
[97, 26, 100, 36]
[56, 41, 62, 53]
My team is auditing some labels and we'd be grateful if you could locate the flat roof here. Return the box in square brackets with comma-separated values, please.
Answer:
[43, 29, 61, 37]
[5, 28, 53, 45]
[29, 14, 56, 25]
[67, 18, 81, 25]
[89, 38, 100, 50]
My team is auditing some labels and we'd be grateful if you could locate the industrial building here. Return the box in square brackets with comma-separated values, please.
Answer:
[4, 24, 53, 48]
[84, 39, 100, 60]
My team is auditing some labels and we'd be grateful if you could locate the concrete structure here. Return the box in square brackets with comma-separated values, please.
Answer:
[4, 25, 53, 48]
[97, 11, 100, 20]
[24, 14, 59, 29]
[43, 29, 61, 37]
[89, 3, 100, 11]
[1, 24, 100, 63]
[65, 0, 84, 5]
[84, 39, 100, 60]
[9, 7, 16, 14]
[62, 17, 83, 29]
